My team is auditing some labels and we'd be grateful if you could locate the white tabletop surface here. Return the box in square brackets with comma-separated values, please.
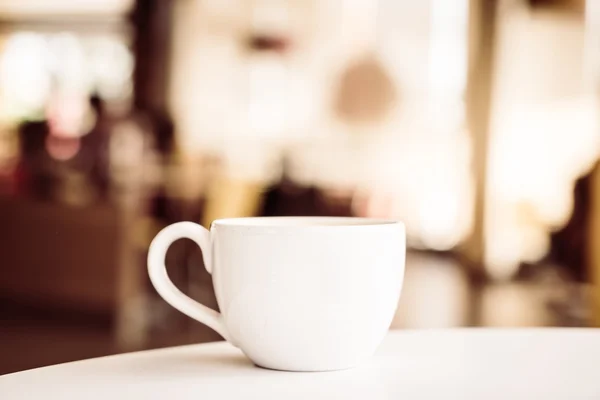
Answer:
[2, 329, 600, 399]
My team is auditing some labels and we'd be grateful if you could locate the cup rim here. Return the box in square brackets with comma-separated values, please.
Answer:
[211, 216, 403, 228]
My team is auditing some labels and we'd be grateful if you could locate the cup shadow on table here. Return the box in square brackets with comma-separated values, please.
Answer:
[99, 348, 393, 397]
[133, 351, 348, 376]
[124, 350, 274, 377]
[147, 352, 318, 374]
[163, 352, 254, 369]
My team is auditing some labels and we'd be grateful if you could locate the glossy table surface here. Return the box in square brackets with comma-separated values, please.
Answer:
[2, 329, 599, 399]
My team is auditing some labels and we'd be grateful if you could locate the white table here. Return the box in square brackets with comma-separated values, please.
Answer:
[2, 329, 599, 399]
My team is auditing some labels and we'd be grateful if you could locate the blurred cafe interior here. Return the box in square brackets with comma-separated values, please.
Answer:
[1, 0, 600, 374]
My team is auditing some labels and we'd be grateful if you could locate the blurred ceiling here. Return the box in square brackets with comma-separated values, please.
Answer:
[0, 0, 134, 17]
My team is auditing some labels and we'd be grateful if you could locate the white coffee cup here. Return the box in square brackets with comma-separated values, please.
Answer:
[148, 217, 405, 371]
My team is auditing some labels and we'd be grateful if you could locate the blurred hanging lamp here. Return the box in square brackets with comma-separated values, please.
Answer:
[333, 54, 398, 127]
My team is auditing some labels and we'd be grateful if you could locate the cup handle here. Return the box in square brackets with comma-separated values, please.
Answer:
[147, 221, 232, 342]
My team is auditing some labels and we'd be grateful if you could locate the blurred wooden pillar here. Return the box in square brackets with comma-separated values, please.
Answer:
[131, 0, 173, 113]
[582, 0, 600, 328]
[588, 164, 600, 326]
[582, 0, 600, 327]
[460, 0, 499, 278]
[113, 0, 175, 351]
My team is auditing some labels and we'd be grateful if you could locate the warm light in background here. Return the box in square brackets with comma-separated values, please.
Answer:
[0, 33, 50, 122]
[0, 32, 132, 126]
[486, 5, 600, 279]
[168, 0, 600, 264]
[168, 0, 473, 251]
[349, 0, 472, 251]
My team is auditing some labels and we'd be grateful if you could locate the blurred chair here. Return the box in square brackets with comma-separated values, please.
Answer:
[0, 193, 153, 351]
[0, 197, 120, 314]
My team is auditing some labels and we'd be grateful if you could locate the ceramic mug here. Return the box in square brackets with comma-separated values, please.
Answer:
[147, 217, 405, 371]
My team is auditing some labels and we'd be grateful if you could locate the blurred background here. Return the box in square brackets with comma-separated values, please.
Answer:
[1, 0, 599, 375]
